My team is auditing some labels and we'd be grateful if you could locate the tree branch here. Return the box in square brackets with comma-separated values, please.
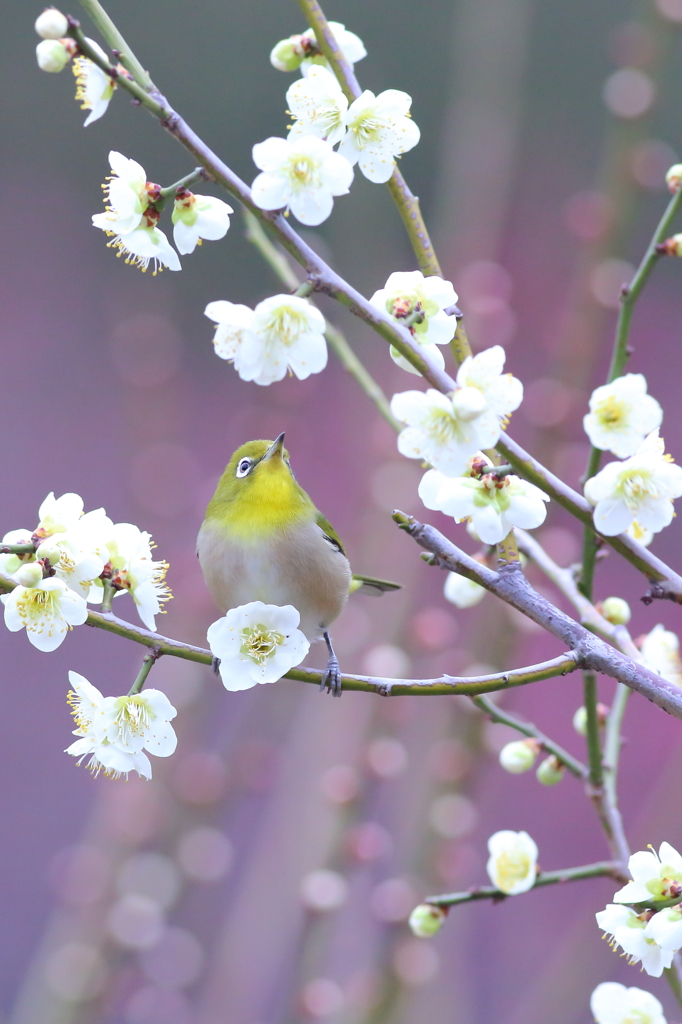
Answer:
[426, 861, 628, 908]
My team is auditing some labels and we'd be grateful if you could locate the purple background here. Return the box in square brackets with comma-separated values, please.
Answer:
[3, 0, 682, 1021]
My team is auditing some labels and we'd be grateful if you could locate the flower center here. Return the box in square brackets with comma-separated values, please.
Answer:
[17, 587, 57, 626]
[495, 850, 531, 889]
[240, 625, 285, 664]
[263, 305, 309, 346]
[350, 110, 384, 147]
[112, 695, 153, 743]
[618, 470, 657, 508]
[595, 395, 627, 427]
[288, 155, 321, 189]
[425, 406, 464, 445]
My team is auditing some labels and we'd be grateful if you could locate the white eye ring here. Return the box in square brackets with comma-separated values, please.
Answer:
[236, 458, 252, 478]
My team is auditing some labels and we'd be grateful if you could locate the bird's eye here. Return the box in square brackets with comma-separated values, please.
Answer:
[236, 459, 252, 478]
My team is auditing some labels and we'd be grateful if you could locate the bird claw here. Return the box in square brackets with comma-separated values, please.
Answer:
[212, 656, 221, 677]
[320, 655, 342, 697]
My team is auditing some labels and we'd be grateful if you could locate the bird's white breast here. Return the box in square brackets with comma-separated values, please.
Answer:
[197, 518, 351, 641]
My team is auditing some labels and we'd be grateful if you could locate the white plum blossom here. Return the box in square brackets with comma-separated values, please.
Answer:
[646, 905, 682, 953]
[286, 66, 348, 145]
[72, 40, 116, 126]
[338, 89, 420, 183]
[251, 135, 353, 226]
[455, 346, 523, 448]
[300, 22, 367, 74]
[627, 519, 653, 547]
[66, 671, 177, 780]
[204, 300, 255, 362]
[613, 842, 682, 905]
[233, 294, 327, 385]
[596, 903, 673, 977]
[584, 374, 663, 458]
[207, 601, 310, 691]
[419, 464, 549, 545]
[2, 576, 87, 652]
[92, 151, 181, 273]
[584, 431, 682, 537]
[38, 531, 106, 600]
[370, 270, 458, 375]
[91, 522, 171, 630]
[640, 625, 682, 688]
[391, 390, 489, 477]
[35, 491, 85, 538]
[443, 570, 486, 609]
[590, 982, 667, 1024]
[486, 830, 538, 895]
[171, 190, 233, 255]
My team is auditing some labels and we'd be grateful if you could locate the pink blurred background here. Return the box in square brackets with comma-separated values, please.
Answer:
[3, 0, 682, 1021]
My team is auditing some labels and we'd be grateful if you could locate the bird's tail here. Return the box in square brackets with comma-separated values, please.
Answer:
[350, 574, 402, 597]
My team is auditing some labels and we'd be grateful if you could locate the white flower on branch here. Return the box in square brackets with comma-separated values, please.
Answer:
[486, 830, 538, 894]
[419, 463, 549, 545]
[443, 570, 486, 609]
[65, 671, 177, 780]
[251, 135, 353, 226]
[204, 300, 256, 362]
[455, 346, 523, 448]
[233, 295, 327, 386]
[38, 530, 106, 600]
[207, 601, 310, 691]
[645, 905, 682, 953]
[2, 576, 87, 652]
[583, 374, 662, 458]
[595, 903, 673, 977]
[35, 9, 69, 39]
[584, 431, 682, 537]
[370, 270, 458, 375]
[590, 982, 667, 1024]
[337, 89, 420, 184]
[300, 22, 367, 75]
[286, 66, 349, 145]
[72, 40, 116, 126]
[91, 522, 171, 631]
[390, 390, 488, 477]
[171, 190, 233, 255]
[613, 841, 682, 905]
[92, 151, 181, 273]
[35, 491, 86, 538]
[640, 625, 682, 688]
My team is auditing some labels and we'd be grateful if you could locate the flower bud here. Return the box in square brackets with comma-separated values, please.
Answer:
[666, 163, 682, 193]
[35, 8, 69, 39]
[270, 36, 304, 72]
[36, 37, 74, 72]
[15, 562, 44, 588]
[452, 386, 486, 421]
[536, 755, 564, 786]
[572, 706, 588, 735]
[2, 555, 21, 575]
[36, 539, 62, 565]
[499, 739, 538, 774]
[600, 596, 631, 625]
[408, 903, 446, 938]
[661, 234, 682, 257]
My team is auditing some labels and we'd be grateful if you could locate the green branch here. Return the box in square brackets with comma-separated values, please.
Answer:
[471, 694, 587, 779]
[77, 0, 155, 90]
[426, 861, 627, 908]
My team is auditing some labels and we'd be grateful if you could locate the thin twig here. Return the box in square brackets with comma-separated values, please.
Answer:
[426, 861, 628, 908]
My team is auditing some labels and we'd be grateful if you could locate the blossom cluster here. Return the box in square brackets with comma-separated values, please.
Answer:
[596, 841, 682, 977]
[0, 491, 170, 651]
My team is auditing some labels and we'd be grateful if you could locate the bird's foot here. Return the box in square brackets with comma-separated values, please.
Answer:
[212, 656, 221, 677]
[320, 654, 342, 698]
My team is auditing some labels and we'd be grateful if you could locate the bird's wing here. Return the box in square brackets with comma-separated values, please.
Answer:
[350, 574, 402, 596]
[315, 510, 347, 556]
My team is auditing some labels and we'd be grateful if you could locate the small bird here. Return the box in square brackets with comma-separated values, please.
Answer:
[197, 433, 399, 696]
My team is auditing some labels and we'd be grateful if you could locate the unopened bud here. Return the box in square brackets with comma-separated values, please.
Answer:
[15, 562, 44, 588]
[536, 755, 564, 786]
[499, 739, 538, 774]
[270, 36, 305, 72]
[2, 555, 21, 575]
[452, 386, 486, 421]
[600, 596, 631, 626]
[36, 539, 62, 565]
[35, 8, 69, 39]
[666, 164, 682, 193]
[36, 37, 75, 72]
[409, 903, 446, 937]
[573, 706, 588, 735]
[660, 234, 682, 257]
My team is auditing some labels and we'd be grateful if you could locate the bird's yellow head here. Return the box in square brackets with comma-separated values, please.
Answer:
[204, 433, 314, 540]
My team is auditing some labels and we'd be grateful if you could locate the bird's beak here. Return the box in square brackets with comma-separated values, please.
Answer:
[261, 432, 286, 462]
